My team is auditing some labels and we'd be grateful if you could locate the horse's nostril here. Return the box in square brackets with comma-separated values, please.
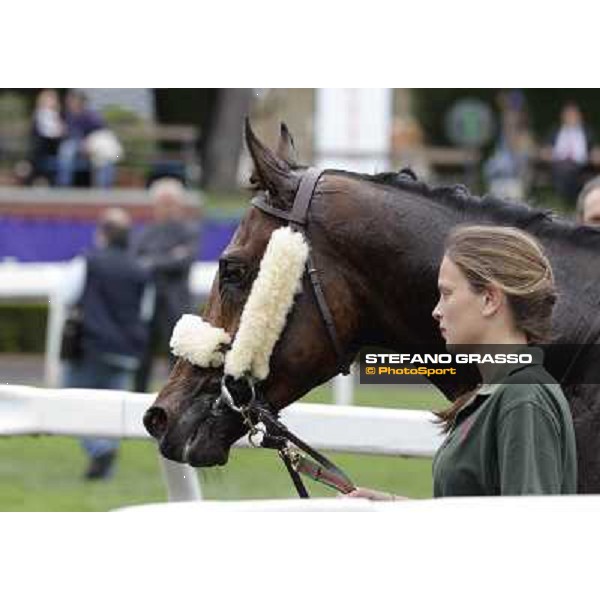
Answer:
[143, 407, 169, 439]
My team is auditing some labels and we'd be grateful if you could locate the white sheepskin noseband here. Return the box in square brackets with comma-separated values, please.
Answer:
[170, 314, 231, 368]
[169, 226, 309, 380]
[224, 226, 308, 380]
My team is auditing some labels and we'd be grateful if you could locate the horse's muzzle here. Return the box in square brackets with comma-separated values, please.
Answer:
[143, 395, 245, 467]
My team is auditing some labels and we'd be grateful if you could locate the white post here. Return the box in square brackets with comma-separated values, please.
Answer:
[333, 365, 354, 406]
[314, 88, 393, 173]
[159, 457, 203, 502]
[45, 292, 66, 388]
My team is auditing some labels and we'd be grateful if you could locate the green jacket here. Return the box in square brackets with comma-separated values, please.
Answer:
[432, 351, 577, 496]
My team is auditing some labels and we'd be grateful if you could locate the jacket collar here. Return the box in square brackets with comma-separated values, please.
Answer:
[476, 346, 544, 396]
[452, 347, 545, 423]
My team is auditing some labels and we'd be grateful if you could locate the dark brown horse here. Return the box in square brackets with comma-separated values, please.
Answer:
[144, 121, 600, 493]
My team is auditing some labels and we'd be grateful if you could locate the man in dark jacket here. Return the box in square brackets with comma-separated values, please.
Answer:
[62, 208, 154, 479]
[132, 178, 200, 393]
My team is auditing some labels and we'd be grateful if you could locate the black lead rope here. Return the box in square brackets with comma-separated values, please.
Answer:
[252, 404, 356, 497]
[279, 451, 310, 498]
[218, 375, 355, 498]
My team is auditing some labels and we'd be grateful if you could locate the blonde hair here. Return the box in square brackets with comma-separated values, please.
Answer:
[445, 225, 556, 344]
[436, 225, 557, 430]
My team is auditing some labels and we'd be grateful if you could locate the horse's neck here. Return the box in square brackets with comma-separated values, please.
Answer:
[337, 181, 597, 347]
[340, 186, 462, 348]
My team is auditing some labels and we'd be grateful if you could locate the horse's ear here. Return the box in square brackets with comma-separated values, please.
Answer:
[245, 118, 298, 209]
[276, 122, 298, 166]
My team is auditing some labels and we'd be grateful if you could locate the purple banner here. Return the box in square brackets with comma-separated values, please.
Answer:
[0, 217, 239, 262]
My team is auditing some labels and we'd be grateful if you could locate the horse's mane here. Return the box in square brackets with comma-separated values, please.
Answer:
[328, 167, 600, 250]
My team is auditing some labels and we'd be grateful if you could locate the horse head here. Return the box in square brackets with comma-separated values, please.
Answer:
[143, 121, 363, 466]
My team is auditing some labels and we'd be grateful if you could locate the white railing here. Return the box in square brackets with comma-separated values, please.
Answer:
[0, 261, 217, 388]
[0, 384, 443, 502]
[0, 261, 356, 403]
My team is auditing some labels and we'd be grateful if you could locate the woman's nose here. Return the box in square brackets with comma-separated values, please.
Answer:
[432, 301, 441, 321]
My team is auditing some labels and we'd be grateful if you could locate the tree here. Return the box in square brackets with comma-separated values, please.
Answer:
[202, 88, 254, 192]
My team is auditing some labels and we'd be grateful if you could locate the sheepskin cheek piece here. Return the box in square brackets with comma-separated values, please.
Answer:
[170, 314, 231, 368]
[224, 227, 309, 380]
[168, 227, 308, 380]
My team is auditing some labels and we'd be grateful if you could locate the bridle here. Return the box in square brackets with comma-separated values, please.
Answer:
[251, 167, 352, 377]
[215, 373, 355, 497]
[211, 167, 356, 497]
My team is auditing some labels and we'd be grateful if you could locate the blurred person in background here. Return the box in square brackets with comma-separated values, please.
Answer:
[61, 208, 154, 480]
[56, 90, 118, 188]
[25, 89, 64, 185]
[484, 90, 534, 201]
[132, 178, 200, 393]
[576, 175, 600, 226]
[542, 102, 593, 207]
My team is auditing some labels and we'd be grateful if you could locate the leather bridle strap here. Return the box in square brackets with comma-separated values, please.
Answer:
[245, 167, 355, 497]
[249, 167, 322, 226]
[305, 253, 349, 374]
[251, 167, 351, 376]
[289, 166, 322, 225]
[255, 403, 356, 495]
[279, 450, 310, 498]
[220, 375, 355, 497]
[251, 196, 301, 223]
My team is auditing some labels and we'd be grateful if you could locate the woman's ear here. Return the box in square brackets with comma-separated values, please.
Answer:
[481, 284, 503, 318]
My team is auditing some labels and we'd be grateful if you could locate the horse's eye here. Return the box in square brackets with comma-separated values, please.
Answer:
[219, 259, 247, 287]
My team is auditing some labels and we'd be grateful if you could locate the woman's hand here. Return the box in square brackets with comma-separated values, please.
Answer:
[341, 487, 407, 501]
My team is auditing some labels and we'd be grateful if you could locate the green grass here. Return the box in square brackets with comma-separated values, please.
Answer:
[0, 383, 447, 511]
[202, 191, 248, 219]
[304, 382, 448, 411]
[0, 437, 165, 511]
